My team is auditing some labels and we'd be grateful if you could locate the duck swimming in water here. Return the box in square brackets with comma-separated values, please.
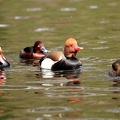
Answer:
[109, 59, 120, 76]
[40, 38, 83, 71]
[0, 47, 10, 69]
[19, 41, 48, 60]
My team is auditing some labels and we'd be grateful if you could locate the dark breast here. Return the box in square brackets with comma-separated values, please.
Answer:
[51, 57, 82, 71]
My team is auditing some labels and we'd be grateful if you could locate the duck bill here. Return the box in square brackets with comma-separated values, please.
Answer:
[41, 47, 48, 53]
[74, 46, 83, 51]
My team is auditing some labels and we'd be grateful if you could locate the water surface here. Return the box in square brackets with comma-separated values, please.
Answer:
[0, 0, 120, 119]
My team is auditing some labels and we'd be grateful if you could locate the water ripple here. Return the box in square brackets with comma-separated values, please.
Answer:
[76, 118, 114, 120]
[99, 20, 109, 24]
[92, 47, 109, 50]
[89, 5, 98, 9]
[26, 8, 42, 12]
[45, 86, 84, 92]
[0, 24, 9, 27]
[28, 106, 73, 113]
[85, 87, 120, 92]
[108, 2, 117, 7]
[14, 16, 30, 20]
[106, 108, 120, 113]
[44, 86, 106, 98]
[97, 41, 107, 44]
[34, 28, 53, 32]
[60, 8, 77, 12]
[0, 85, 43, 90]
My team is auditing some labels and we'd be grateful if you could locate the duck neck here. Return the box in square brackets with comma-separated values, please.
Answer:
[64, 46, 77, 58]
[64, 47, 72, 58]
[64, 51, 77, 58]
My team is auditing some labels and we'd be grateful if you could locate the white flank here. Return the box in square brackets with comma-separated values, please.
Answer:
[41, 58, 55, 69]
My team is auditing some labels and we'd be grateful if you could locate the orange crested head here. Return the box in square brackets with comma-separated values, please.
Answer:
[65, 38, 77, 47]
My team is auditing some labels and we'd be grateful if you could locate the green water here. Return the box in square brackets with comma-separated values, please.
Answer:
[0, 0, 120, 119]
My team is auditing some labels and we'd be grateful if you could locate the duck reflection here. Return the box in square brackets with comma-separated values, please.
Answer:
[35, 68, 85, 104]
[0, 69, 6, 85]
[111, 78, 120, 101]
[112, 78, 120, 87]
[20, 58, 39, 65]
[108, 61, 120, 100]
[40, 67, 82, 86]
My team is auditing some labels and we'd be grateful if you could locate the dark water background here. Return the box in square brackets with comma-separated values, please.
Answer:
[0, 0, 120, 119]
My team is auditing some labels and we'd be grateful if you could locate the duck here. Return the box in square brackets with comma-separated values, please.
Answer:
[40, 38, 83, 71]
[19, 41, 48, 60]
[0, 47, 10, 69]
[109, 59, 120, 76]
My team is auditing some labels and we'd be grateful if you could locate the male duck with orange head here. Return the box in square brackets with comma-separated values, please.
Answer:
[0, 47, 10, 69]
[19, 41, 48, 60]
[40, 38, 83, 71]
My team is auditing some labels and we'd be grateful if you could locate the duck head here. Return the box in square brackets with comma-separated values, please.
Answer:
[33, 41, 47, 53]
[112, 59, 120, 76]
[64, 38, 83, 57]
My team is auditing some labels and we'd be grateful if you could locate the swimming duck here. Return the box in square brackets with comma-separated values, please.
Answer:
[40, 38, 83, 71]
[19, 41, 48, 60]
[0, 47, 10, 69]
[109, 59, 120, 76]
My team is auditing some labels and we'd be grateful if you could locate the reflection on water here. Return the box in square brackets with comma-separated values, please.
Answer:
[14, 16, 30, 20]
[106, 108, 120, 113]
[34, 28, 53, 32]
[89, 5, 98, 9]
[0, 24, 9, 27]
[20, 58, 82, 84]
[28, 106, 73, 113]
[111, 76, 120, 87]
[0, 70, 6, 95]
[28, 106, 73, 120]
[0, 70, 6, 85]
[41, 68, 81, 78]
[19, 58, 36, 65]
[26, 8, 42, 12]
[112, 81, 120, 87]
[60, 7, 77, 12]
[40, 67, 82, 86]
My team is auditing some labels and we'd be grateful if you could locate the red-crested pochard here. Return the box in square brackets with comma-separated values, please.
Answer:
[40, 38, 83, 71]
[0, 47, 10, 69]
[19, 41, 48, 60]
